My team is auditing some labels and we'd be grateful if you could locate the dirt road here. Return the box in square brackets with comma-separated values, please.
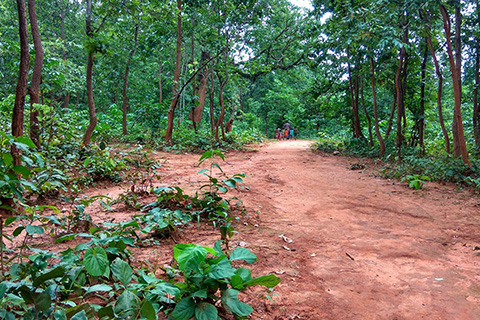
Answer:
[154, 139, 480, 319]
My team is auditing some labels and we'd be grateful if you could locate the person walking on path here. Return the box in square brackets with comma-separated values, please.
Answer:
[284, 121, 292, 139]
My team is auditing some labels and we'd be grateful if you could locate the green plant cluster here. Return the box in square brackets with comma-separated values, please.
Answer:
[380, 154, 480, 190]
[0, 148, 277, 319]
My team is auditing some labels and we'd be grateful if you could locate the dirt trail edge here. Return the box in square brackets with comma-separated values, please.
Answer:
[145, 140, 480, 319]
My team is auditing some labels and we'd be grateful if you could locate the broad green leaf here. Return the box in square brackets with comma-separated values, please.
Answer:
[171, 298, 195, 320]
[114, 290, 141, 318]
[111, 258, 133, 286]
[224, 180, 236, 188]
[97, 306, 114, 318]
[221, 288, 253, 317]
[56, 234, 76, 243]
[83, 247, 108, 276]
[140, 300, 156, 320]
[13, 226, 25, 237]
[13, 165, 31, 178]
[2, 153, 13, 166]
[198, 150, 213, 165]
[53, 310, 67, 320]
[213, 150, 225, 160]
[235, 268, 252, 282]
[192, 288, 207, 298]
[209, 258, 235, 279]
[174, 244, 214, 271]
[229, 247, 257, 264]
[18, 286, 52, 312]
[25, 225, 45, 235]
[70, 310, 88, 320]
[195, 302, 218, 320]
[14, 136, 36, 149]
[243, 274, 281, 288]
[83, 284, 113, 294]
[33, 266, 65, 287]
[230, 274, 244, 290]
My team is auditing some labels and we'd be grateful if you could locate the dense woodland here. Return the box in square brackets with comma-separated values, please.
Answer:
[1, 0, 480, 318]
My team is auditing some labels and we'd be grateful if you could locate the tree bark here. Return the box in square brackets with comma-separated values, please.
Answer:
[122, 23, 139, 135]
[188, 51, 210, 129]
[346, 46, 363, 139]
[165, 0, 182, 144]
[82, 0, 97, 146]
[360, 77, 373, 147]
[27, 0, 44, 149]
[369, 57, 385, 156]
[209, 71, 215, 134]
[384, 87, 396, 143]
[215, 50, 228, 141]
[440, 4, 469, 165]
[474, 15, 480, 155]
[395, 13, 408, 157]
[158, 57, 163, 104]
[425, 11, 450, 154]
[12, 0, 30, 166]
[417, 40, 428, 154]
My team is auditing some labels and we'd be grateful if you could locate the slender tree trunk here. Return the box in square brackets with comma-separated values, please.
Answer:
[82, 0, 97, 146]
[158, 57, 163, 104]
[384, 88, 396, 143]
[165, 0, 182, 144]
[395, 13, 408, 157]
[455, 6, 462, 99]
[474, 24, 480, 155]
[215, 71, 228, 141]
[346, 47, 363, 139]
[425, 11, 450, 154]
[60, 4, 70, 109]
[12, 0, 30, 166]
[394, 51, 405, 156]
[417, 40, 428, 154]
[370, 57, 385, 156]
[209, 71, 215, 133]
[440, 4, 469, 165]
[27, 0, 43, 149]
[360, 77, 373, 147]
[122, 23, 139, 136]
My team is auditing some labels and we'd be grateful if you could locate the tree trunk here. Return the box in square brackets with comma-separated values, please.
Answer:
[440, 4, 469, 165]
[60, 4, 70, 108]
[188, 51, 210, 129]
[164, 0, 182, 144]
[122, 23, 139, 136]
[384, 87, 396, 142]
[12, 0, 30, 166]
[474, 20, 480, 155]
[425, 11, 450, 154]
[360, 77, 373, 147]
[158, 57, 163, 104]
[209, 71, 215, 134]
[346, 47, 363, 139]
[395, 13, 408, 157]
[417, 40, 428, 154]
[215, 71, 228, 141]
[82, 0, 97, 146]
[369, 57, 385, 156]
[27, 0, 43, 150]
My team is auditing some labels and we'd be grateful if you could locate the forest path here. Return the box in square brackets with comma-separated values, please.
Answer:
[124, 139, 480, 319]
[200, 139, 480, 319]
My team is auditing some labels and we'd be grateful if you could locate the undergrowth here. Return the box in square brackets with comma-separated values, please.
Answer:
[0, 147, 278, 319]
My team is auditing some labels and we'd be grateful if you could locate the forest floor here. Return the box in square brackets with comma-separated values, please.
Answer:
[24, 139, 480, 319]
